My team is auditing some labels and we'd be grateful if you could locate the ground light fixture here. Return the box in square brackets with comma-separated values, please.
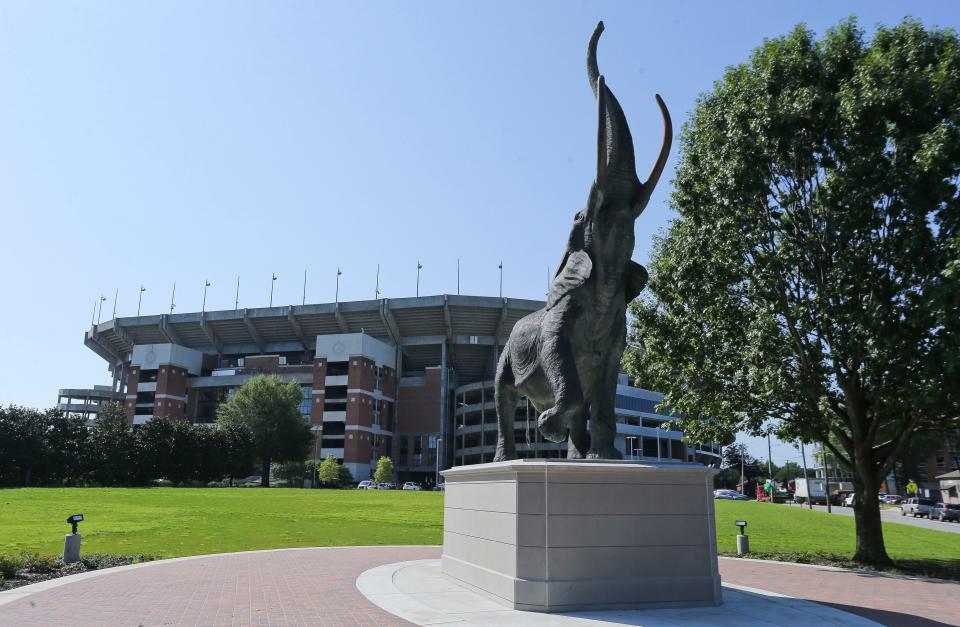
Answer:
[64, 514, 84, 564]
[67, 513, 84, 535]
[735, 519, 749, 555]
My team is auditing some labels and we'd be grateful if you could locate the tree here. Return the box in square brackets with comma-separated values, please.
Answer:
[220, 422, 255, 484]
[0, 406, 46, 486]
[88, 402, 135, 485]
[133, 416, 177, 484]
[216, 375, 314, 487]
[318, 455, 341, 486]
[338, 464, 354, 488]
[373, 456, 393, 484]
[39, 409, 90, 486]
[625, 19, 960, 567]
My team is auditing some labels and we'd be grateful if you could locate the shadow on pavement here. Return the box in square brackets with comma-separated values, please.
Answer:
[817, 601, 956, 627]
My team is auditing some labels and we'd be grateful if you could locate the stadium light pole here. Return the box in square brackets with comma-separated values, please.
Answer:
[335, 267, 342, 303]
[137, 285, 146, 316]
[91, 300, 97, 326]
[499, 261, 503, 298]
[269, 273, 277, 307]
[169, 282, 176, 314]
[234, 276, 240, 310]
[202, 280, 211, 313]
[96, 294, 106, 324]
[302, 270, 307, 306]
[457, 259, 460, 295]
[111, 288, 118, 320]
[416, 261, 422, 297]
[375, 264, 380, 299]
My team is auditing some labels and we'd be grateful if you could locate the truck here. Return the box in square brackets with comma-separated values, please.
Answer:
[791, 477, 853, 505]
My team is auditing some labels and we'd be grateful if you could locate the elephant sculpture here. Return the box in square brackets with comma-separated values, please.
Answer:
[493, 21, 672, 461]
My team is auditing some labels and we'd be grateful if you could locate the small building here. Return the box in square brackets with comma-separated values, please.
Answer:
[936, 469, 960, 505]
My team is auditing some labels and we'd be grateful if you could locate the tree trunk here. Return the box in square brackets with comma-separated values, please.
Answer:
[260, 459, 270, 488]
[851, 457, 893, 567]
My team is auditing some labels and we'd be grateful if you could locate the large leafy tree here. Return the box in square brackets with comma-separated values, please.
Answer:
[0, 405, 47, 486]
[216, 375, 314, 487]
[626, 19, 959, 567]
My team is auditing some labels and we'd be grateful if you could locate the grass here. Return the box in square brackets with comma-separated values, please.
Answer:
[714, 500, 960, 579]
[1, 488, 957, 578]
[0, 488, 443, 558]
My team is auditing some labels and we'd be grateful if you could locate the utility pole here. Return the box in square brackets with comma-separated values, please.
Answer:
[169, 282, 176, 314]
[823, 443, 833, 514]
[137, 285, 146, 316]
[767, 432, 774, 481]
[799, 440, 812, 510]
[739, 444, 745, 493]
[269, 273, 277, 307]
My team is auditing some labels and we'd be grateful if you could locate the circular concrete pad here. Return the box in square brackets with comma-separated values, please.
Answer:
[356, 559, 880, 626]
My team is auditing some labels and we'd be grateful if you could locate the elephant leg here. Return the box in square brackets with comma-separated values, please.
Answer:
[537, 333, 585, 443]
[587, 359, 622, 460]
[493, 352, 518, 462]
[567, 412, 590, 459]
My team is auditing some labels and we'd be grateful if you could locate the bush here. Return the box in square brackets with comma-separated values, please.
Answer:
[0, 555, 18, 579]
[19, 553, 58, 573]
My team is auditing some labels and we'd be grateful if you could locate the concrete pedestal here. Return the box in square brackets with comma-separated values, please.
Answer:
[63, 534, 81, 564]
[440, 459, 721, 613]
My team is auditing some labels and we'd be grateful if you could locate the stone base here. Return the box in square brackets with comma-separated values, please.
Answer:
[440, 459, 721, 612]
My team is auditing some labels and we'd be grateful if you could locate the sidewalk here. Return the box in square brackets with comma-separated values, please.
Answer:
[0, 546, 956, 626]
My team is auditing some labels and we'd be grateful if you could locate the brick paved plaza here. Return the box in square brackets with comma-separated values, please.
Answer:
[0, 546, 957, 626]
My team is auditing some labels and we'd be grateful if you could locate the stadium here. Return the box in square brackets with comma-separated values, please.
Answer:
[66, 294, 722, 483]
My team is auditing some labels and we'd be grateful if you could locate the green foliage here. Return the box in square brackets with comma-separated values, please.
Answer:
[0, 405, 50, 486]
[88, 403, 134, 486]
[216, 375, 314, 486]
[338, 464, 354, 487]
[626, 17, 960, 564]
[373, 456, 394, 484]
[318, 455, 341, 485]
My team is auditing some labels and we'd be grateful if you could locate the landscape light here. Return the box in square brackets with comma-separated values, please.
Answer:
[67, 513, 84, 535]
[735, 520, 747, 534]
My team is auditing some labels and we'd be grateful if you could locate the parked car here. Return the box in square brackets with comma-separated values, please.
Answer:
[901, 497, 936, 518]
[433, 483, 445, 492]
[881, 495, 902, 505]
[713, 489, 750, 500]
[357, 480, 375, 490]
[377, 482, 395, 490]
[932, 502, 960, 522]
[402, 482, 423, 491]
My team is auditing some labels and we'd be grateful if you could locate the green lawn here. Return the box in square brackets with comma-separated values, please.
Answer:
[1, 489, 957, 567]
[0, 488, 443, 558]
[714, 500, 960, 562]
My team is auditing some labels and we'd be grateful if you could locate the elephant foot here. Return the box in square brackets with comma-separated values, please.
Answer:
[586, 446, 623, 460]
[493, 442, 514, 462]
[537, 409, 568, 443]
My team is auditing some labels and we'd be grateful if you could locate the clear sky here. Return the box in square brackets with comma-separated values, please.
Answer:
[1, 1, 956, 465]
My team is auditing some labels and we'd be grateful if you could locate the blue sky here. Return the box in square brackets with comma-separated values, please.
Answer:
[1, 1, 956, 465]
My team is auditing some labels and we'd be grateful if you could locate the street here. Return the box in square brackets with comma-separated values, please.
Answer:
[781, 502, 960, 534]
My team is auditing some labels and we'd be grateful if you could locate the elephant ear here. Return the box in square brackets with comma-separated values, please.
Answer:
[547, 250, 593, 309]
[623, 260, 648, 303]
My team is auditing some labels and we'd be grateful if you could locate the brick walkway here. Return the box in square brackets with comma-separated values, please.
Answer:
[0, 547, 956, 626]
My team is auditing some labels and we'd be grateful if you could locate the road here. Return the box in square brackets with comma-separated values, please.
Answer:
[780, 501, 960, 534]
